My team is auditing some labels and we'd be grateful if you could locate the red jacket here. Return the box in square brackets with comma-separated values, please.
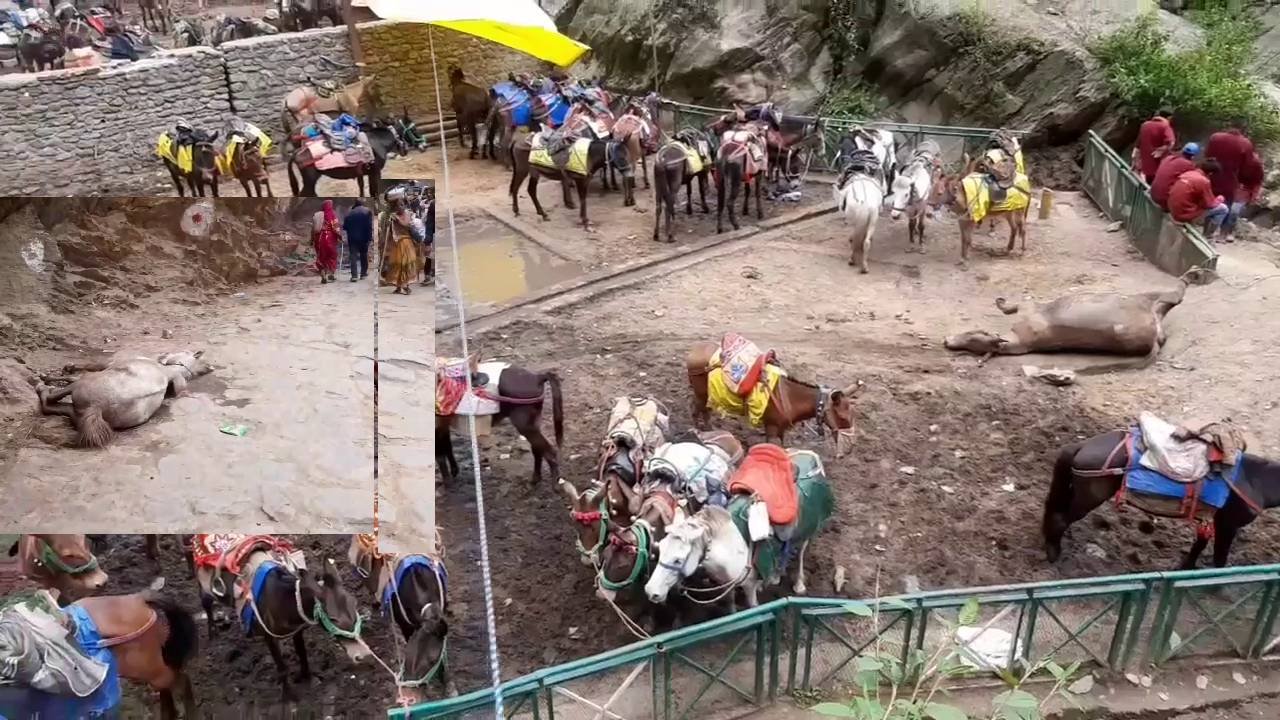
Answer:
[1238, 152, 1264, 203]
[1137, 117, 1176, 179]
[1206, 130, 1255, 199]
[1150, 155, 1196, 210]
[1168, 170, 1218, 223]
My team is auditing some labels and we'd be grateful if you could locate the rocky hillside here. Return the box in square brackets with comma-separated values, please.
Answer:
[552, 0, 1248, 159]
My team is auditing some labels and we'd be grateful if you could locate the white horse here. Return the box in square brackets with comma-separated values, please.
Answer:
[36, 351, 211, 448]
[888, 140, 944, 251]
[645, 506, 757, 609]
[834, 156, 886, 274]
[644, 505, 814, 610]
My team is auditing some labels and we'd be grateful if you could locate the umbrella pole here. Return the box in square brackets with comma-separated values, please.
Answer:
[428, 25, 506, 720]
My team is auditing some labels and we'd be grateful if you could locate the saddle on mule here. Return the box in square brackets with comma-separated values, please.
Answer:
[726, 446, 833, 582]
[0, 591, 113, 717]
[836, 148, 883, 189]
[975, 130, 1024, 204]
[718, 125, 768, 181]
[435, 356, 504, 416]
[705, 333, 784, 428]
[643, 440, 736, 509]
[598, 396, 670, 486]
[1090, 414, 1256, 535]
[529, 135, 592, 175]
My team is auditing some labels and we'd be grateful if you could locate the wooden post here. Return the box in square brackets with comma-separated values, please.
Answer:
[1039, 188, 1054, 220]
[343, 0, 365, 73]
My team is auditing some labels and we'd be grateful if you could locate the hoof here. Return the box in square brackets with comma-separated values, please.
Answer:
[859, 267, 869, 274]
[848, 259, 856, 267]
[794, 583, 807, 596]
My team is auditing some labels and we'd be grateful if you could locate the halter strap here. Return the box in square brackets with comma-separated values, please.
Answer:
[598, 521, 651, 591]
[574, 495, 609, 559]
[37, 540, 99, 576]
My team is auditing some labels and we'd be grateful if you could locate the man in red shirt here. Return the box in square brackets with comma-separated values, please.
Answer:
[1205, 121, 1255, 224]
[1224, 151, 1265, 243]
[1136, 108, 1176, 184]
[1150, 142, 1200, 210]
[1168, 158, 1228, 238]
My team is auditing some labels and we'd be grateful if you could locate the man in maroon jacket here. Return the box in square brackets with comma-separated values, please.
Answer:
[1136, 108, 1176, 184]
[1150, 142, 1200, 211]
[1206, 121, 1255, 239]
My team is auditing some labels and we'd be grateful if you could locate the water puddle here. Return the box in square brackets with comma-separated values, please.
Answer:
[436, 213, 583, 325]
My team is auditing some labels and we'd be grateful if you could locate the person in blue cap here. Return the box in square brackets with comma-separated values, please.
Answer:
[1150, 142, 1202, 211]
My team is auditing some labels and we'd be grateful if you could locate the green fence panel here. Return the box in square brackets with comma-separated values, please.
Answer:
[395, 565, 1280, 718]
[1080, 132, 1218, 280]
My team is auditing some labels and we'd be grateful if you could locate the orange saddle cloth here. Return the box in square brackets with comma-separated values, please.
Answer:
[728, 444, 799, 526]
[190, 534, 293, 574]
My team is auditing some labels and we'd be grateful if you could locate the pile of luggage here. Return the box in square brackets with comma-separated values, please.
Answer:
[283, 85, 375, 171]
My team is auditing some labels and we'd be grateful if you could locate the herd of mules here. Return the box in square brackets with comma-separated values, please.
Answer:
[2, 533, 453, 715]
[435, 333, 1280, 636]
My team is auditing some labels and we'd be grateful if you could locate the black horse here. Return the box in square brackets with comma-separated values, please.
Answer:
[1042, 430, 1280, 568]
[285, 125, 397, 197]
[435, 364, 564, 487]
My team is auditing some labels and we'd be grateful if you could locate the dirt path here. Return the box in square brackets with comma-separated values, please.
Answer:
[0, 199, 378, 533]
[431, 151, 1280, 694]
[4, 273, 375, 531]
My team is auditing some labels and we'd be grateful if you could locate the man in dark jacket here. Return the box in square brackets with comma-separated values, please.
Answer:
[342, 199, 374, 281]
[420, 190, 435, 286]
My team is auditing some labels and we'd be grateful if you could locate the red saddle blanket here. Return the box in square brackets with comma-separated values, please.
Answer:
[728, 444, 799, 526]
[191, 534, 294, 574]
[720, 332, 772, 397]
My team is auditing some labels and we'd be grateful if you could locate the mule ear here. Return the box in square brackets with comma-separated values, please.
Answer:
[557, 478, 580, 505]
[194, 350, 205, 358]
[7, 540, 17, 557]
[843, 380, 864, 398]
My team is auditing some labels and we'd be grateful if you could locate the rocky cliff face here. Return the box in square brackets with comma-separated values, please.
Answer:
[556, 0, 1202, 152]
[557, 0, 832, 110]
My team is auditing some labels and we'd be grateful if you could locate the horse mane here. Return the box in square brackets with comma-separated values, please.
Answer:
[693, 505, 734, 538]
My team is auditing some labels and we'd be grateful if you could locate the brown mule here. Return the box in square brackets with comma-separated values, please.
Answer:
[10, 534, 109, 599]
[938, 154, 1030, 264]
[448, 66, 493, 159]
[685, 341, 860, 448]
[72, 592, 201, 719]
[230, 138, 274, 197]
[436, 364, 565, 487]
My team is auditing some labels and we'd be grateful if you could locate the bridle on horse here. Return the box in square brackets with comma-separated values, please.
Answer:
[597, 521, 652, 592]
[34, 539, 99, 575]
[571, 492, 609, 561]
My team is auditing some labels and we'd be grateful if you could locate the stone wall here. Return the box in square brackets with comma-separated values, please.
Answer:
[357, 21, 546, 121]
[0, 48, 230, 196]
[221, 26, 357, 139]
[0, 21, 549, 195]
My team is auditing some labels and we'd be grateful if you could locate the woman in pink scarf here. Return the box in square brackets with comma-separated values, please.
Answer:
[313, 199, 341, 283]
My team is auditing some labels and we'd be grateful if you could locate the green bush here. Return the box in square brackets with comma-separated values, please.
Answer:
[819, 79, 883, 121]
[1090, 10, 1280, 141]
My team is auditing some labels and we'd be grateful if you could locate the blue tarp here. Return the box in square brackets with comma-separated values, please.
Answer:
[1124, 452, 1232, 510]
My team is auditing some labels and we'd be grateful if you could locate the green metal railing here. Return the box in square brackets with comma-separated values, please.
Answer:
[393, 563, 1280, 719]
[661, 100, 1022, 175]
[1080, 131, 1218, 280]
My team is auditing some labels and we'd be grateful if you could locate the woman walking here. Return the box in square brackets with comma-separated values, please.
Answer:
[382, 199, 420, 295]
[312, 199, 341, 283]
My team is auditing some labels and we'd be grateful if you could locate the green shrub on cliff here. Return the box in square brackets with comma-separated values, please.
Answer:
[1090, 10, 1279, 140]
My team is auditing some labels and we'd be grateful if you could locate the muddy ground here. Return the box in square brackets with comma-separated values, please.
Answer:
[0, 198, 379, 532]
[430, 140, 1280, 695]
[0, 534, 403, 718]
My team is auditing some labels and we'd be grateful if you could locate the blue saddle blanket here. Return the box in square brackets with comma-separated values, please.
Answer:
[239, 560, 281, 636]
[541, 94, 571, 127]
[62, 604, 120, 717]
[1124, 447, 1233, 510]
[492, 81, 528, 108]
[382, 555, 447, 616]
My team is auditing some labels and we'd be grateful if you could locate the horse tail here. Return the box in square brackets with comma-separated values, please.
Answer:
[76, 407, 115, 448]
[541, 371, 564, 448]
[149, 598, 199, 670]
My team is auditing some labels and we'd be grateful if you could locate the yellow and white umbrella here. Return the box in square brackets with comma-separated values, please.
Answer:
[352, 0, 590, 67]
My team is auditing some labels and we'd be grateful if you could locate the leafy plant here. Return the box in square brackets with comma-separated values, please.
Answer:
[819, 79, 883, 121]
[1090, 10, 1280, 141]
[808, 592, 1085, 720]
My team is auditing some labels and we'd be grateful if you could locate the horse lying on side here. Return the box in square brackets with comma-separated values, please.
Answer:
[37, 351, 212, 448]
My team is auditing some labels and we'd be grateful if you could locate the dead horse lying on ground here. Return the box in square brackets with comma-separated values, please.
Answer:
[1042, 430, 1280, 569]
[36, 351, 212, 448]
[943, 283, 1188, 370]
[435, 365, 565, 486]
